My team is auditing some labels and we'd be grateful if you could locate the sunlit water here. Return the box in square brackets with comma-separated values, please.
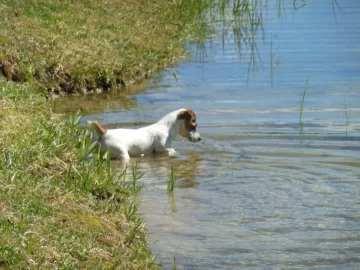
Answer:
[55, 0, 360, 268]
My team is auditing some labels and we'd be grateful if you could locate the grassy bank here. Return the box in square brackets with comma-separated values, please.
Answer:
[0, 0, 246, 267]
[0, 80, 158, 268]
[0, 0, 211, 268]
[0, 0, 197, 95]
[0, 0, 265, 268]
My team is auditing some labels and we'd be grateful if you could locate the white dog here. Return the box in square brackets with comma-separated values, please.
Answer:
[91, 108, 201, 161]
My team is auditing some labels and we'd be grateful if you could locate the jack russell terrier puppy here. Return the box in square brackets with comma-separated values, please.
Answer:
[91, 108, 201, 161]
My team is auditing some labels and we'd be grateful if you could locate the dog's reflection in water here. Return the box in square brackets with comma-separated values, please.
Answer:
[112, 151, 203, 189]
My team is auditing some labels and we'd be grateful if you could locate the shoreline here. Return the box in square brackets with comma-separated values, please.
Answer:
[0, 0, 191, 96]
[0, 0, 203, 268]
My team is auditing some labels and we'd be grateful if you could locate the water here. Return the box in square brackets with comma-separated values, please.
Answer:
[55, 0, 360, 268]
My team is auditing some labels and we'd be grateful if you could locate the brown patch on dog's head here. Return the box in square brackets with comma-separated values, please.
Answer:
[177, 109, 196, 125]
[177, 109, 201, 142]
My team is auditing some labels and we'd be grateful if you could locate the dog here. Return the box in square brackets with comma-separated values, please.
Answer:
[91, 108, 201, 161]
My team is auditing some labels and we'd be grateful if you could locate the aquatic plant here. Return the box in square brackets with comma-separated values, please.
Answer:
[167, 166, 177, 192]
[332, 0, 341, 29]
[172, 257, 177, 270]
[300, 76, 309, 133]
[131, 161, 145, 192]
[344, 99, 351, 135]
[269, 35, 281, 90]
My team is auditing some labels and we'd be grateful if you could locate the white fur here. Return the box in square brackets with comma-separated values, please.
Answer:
[96, 109, 201, 161]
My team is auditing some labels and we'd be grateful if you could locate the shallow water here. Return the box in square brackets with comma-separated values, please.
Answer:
[55, 0, 360, 268]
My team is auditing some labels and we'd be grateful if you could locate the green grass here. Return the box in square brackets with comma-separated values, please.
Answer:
[167, 166, 176, 193]
[172, 257, 177, 270]
[0, 80, 159, 269]
[0, 0, 273, 95]
[0, 0, 194, 95]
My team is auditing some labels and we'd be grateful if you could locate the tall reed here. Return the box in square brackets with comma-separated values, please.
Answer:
[300, 76, 310, 133]
[344, 99, 350, 135]
[167, 166, 176, 193]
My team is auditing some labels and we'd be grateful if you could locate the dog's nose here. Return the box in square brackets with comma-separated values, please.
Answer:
[197, 137, 201, 142]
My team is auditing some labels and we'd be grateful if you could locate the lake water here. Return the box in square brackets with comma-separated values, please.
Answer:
[55, 0, 360, 268]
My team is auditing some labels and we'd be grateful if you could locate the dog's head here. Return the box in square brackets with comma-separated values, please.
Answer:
[177, 109, 201, 142]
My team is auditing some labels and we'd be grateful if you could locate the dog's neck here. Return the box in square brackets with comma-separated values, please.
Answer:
[155, 109, 185, 140]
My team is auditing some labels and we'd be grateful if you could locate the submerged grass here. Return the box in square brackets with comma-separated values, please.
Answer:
[0, 80, 158, 269]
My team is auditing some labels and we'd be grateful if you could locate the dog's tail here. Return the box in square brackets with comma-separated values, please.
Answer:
[89, 121, 107, 136]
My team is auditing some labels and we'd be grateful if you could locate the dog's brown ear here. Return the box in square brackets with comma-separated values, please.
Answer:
[178, 109, 196, 121]
[177, 110, 191, 121]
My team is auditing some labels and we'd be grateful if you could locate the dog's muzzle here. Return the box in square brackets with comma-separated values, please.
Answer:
[188, 131, 201, 142]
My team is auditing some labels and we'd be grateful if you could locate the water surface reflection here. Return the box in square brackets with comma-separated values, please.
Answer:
[55, 0, 360, 268]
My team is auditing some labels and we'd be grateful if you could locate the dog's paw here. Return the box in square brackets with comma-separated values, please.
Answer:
[166, 148, 177, 156]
